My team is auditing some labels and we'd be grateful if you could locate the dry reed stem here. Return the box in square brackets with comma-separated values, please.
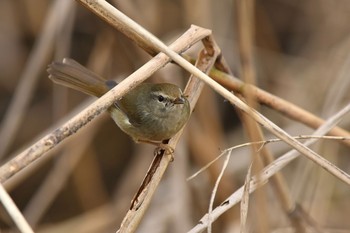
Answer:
[0, 183, 34, 233]
[188, 102, 350, 233]
[207, 153, 231, 233]
[240, 162, 253, 233]
[0, 25, 210, 183]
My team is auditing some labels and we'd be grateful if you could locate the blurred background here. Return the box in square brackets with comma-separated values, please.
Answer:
[0, 0, 350, 232]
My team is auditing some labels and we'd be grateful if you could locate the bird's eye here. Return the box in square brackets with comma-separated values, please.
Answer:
[157, 95, 165, 102]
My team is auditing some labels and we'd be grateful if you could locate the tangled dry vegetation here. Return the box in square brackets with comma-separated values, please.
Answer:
[0, 0, 350, 233]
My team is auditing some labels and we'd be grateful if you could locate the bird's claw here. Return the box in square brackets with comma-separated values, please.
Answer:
[154, 144, 174, 161]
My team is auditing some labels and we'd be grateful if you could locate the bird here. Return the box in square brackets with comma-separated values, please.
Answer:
[47, 58, 190, 152]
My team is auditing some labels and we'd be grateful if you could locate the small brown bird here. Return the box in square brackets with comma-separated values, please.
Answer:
[47, 58, 190, 150]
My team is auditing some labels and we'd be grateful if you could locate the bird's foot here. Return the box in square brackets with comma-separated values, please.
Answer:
[154, 144, 174, 161]
[136, 139, 174, 161]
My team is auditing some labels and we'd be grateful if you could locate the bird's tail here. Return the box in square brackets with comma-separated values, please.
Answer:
[48, 58, 116, 97]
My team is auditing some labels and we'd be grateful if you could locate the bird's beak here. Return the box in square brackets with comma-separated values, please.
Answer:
[173, 96, 186, 104]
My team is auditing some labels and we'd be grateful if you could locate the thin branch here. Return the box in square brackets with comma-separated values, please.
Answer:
[208, 152, 231, 233]
[240, 162, 253, 233]
[0, 184, 34, 233]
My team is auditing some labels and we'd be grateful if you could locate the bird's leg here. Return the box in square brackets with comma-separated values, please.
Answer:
[136, 139, 174, 160]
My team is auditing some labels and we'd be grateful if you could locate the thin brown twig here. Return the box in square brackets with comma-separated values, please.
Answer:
[208, 152, 231, 233]
[241, 161, 253, 233]
[0, 183, 34, 233]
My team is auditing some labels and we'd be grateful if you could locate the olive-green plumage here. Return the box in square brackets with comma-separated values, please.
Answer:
[48, 58, 190, 143]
